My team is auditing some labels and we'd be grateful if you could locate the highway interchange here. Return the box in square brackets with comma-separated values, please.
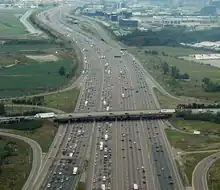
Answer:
[33, 4, 186, 190]
[7, 2, 220, 190]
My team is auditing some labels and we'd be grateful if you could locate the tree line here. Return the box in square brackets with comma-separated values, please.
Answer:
[176, 111, 220, 124]
[118, 27, 220, 47]
[177, 103, 220, 109]
[162, 62, 189, 80]
[0, 120, 43, 130]
[202, 77, 220, 92]
[0, 103, 45, 117]
[12, 96, 45, 106]
[0, 138, 18, 174]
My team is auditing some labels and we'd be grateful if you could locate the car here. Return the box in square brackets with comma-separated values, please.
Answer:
[169, 181, 174, 185]
[47, 183, 51, 188]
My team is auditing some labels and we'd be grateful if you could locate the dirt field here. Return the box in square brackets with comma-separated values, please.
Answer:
[26, 54, 59, 62]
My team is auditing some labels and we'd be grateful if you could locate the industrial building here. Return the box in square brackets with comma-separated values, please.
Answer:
[119, 19, 138, 28]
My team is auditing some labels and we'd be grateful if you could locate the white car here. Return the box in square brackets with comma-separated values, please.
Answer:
[47, 183, 51, 188]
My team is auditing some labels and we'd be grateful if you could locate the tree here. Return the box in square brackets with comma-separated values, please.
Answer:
[163, 62, 169, 74]
[182, 73, 189, 79]
[58, 66, 66, 76]
[202, 77, 210, 84]
[0, 103, 5, 115]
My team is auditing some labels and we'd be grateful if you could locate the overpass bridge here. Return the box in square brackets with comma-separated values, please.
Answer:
[54, 109, 174, 123]
[0, 109, 175, 124]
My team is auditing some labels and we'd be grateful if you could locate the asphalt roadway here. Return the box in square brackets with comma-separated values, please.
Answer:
[34, 4, 185, 190]
[192, 151, 220, 190]
[0, 131, 42, 190]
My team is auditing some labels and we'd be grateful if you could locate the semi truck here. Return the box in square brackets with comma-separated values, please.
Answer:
[100, 141, 103, 151]
[73, 167, 78, 175]
[104, 134, 108, 141]
[101, 184, 105, 190]
[34, 112, 57, 119]
[133, 183, 138, 189]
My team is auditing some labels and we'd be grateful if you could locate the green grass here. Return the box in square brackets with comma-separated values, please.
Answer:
[154, 88, 187, 108]
[178, 152, 214, 186]
[0, 44, 59, 53]
[5, 105, 44, 115]
[0, 9, 28, 37]
[8, 121, 57, 152]
[76, 182, 85, 190]
[129, 46, 220, 101]
[0, 59, 73, 97]
[170, 118, 220, 134]
[208, 158, 220, 190]
[0, 136, 32, 190]
[141, 46, 212, 57]
[166, 129, 220, 151]
[44, 88, 80, 112]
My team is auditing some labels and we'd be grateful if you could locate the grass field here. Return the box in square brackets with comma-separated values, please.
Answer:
[5, 104, 44, 115]
[0, 136, 32, 190]
[8, 121, 57, 152]
[0, 43, 59, 53]
[166, 129, 220, 151]
[154, 88, 187, 108]
[170, 118, 220, 134]
[178, 152, 213, 186]
[44, 88, 80, 112]
[129, 46, 220, 101]
[0, 59, 73, 97]
[208, 158, 220, 190]
[0, 9, 28, 37]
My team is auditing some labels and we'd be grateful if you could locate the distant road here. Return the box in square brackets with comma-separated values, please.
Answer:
[0, 131, 42, 190]
[192, 151, 220, 190]
[20, 10, 43, 35]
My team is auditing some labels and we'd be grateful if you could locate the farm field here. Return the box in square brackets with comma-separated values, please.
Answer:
[170, 118, 220, 134]
[0, 9, 28, 37]
[0, 59, 73, 97]
[129, 46, 220, 102]
[0, 136, 32, 190]
[0, 43, 59, 53]
[0, 39, 80, 98]
[165, 129, 220, 151]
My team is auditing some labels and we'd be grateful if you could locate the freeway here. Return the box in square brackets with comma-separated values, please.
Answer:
[192, 151, 220, 190]
[34, 4, 184, 190]
[0, 131, 42, 190]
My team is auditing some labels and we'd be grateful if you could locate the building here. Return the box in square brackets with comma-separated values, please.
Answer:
[119, 19, 138, 28]
[110, 14, 118, 21]
[200, 5, 217, 15]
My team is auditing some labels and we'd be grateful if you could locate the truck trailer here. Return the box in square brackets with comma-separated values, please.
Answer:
[73, 167, 78, 175]
[104, 134, 108, 141]
[100, 141, 103, 151]
[34, 112, 57, 119]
